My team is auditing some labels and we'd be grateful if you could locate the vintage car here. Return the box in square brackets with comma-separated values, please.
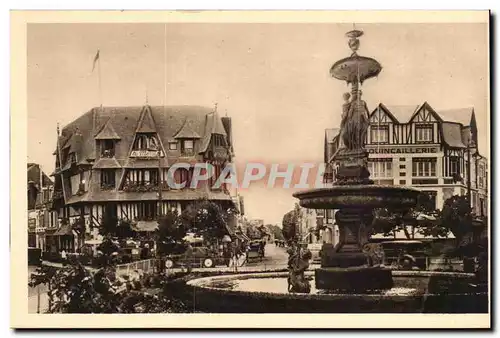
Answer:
[247, 240, 265, 262]
[379, 240, 429, 270]
[164, 246, 225, 269]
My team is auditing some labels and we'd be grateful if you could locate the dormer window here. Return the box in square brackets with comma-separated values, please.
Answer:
[181, 140, 195, 156]
[101, 139, 115, 158]
[134, 133, 159, 151]
[213, 134, 226, 147]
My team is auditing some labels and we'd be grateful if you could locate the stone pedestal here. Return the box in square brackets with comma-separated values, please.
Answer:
[334, 148, 373, 185]
[315, 266, 394, 292]
[321, 208, 374, 268]
[317, 202, 393, 292]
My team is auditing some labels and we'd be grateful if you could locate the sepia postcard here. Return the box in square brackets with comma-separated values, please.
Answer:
[11, 10, 491, 329]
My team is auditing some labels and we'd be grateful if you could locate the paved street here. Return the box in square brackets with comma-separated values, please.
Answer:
[243, 242, 289, 268]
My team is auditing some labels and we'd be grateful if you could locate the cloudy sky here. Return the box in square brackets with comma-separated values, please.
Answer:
[27, 22, 489, 225]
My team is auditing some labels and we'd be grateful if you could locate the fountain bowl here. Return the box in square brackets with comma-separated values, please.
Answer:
[292, 185, 421, 210]
[330, 55, 382, 84]
[182, 270, 487, 313]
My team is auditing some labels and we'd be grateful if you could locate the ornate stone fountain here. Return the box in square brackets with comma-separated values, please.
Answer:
[293, 29, 421, 293]
[176, 30, 487, 314]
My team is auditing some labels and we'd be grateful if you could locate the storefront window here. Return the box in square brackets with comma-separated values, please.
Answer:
[368, 159, 393, 178]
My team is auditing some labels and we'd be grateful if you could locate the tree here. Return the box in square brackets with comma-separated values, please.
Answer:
[266, 224, 285, 241]
[440, 195, 473, 247]
[282, 203, 302, 243]
[115, 219, 136, 239]
[99, 209, 119, 237]
[180, 199, 237, 245]
[156, 210, 186, 255]
[71, 216, 86, 251]
[29, 254, 124, 313]
[371, 193, 447, 239]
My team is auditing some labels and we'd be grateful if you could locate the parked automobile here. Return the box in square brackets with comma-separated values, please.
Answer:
[246, 240, 265, 262]
[164, 246, 225, 269]
[379, 240, 429, 270]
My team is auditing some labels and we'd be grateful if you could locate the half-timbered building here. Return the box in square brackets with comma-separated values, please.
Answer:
[322, 102, 488, 241]
[27, 163, 58, 250]
[50, 105, 239, 246]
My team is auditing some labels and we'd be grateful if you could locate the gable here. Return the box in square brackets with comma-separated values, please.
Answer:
[370, 105, 396, 124]
[95, 118, 121, 140]
[135, 106, 157, 133]
[174, 119, 201, 139]
[410, 103, 441, 123]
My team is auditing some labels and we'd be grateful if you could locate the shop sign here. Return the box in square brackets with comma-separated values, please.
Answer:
[130, 150, 164, 158]
[368, 147, 439, 154]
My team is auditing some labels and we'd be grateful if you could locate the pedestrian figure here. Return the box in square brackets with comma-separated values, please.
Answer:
[60, 249, 67, 265]
[184, 243, 194, 273]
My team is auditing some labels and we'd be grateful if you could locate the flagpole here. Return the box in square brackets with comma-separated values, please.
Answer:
[98, 51, 102, 110]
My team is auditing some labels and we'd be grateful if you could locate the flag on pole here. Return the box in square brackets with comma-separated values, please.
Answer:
[92, 49, 100, 72]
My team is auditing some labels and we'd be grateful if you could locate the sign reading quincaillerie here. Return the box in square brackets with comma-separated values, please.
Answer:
[130, 150, 164, 158]
[368, 147, 439, 154]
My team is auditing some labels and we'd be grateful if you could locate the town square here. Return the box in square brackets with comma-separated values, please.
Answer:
[15, 11, 489, 326]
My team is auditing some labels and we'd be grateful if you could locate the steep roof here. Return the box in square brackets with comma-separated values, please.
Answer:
[441, 122, 466, 148]
[438, 107, 474, 127]
[95, 118, 121, 140]
[58, 105, 230, 167]
[198, 111, 228, 153]
[174, 118, 201, 139]
[135, 106, 157, 133]
[27, 163, 53, 187]
[383, 105, 420, 123]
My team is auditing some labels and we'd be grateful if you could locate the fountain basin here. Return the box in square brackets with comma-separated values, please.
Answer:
[293, 185, 421, 210]
[184, 271, 487, 313]
[330, 55, 382, 84]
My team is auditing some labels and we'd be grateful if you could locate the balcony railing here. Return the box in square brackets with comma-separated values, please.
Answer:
[100, 183, 116, 191]
[180, 149, 195, 157]
[121, 181, 170, 192]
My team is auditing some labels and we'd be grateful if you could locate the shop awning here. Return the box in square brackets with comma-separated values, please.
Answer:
[132, 220, 158, 232]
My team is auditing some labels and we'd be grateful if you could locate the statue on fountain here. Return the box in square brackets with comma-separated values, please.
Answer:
[340, 90, 369, 151]
[287, 244, 312, 294]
